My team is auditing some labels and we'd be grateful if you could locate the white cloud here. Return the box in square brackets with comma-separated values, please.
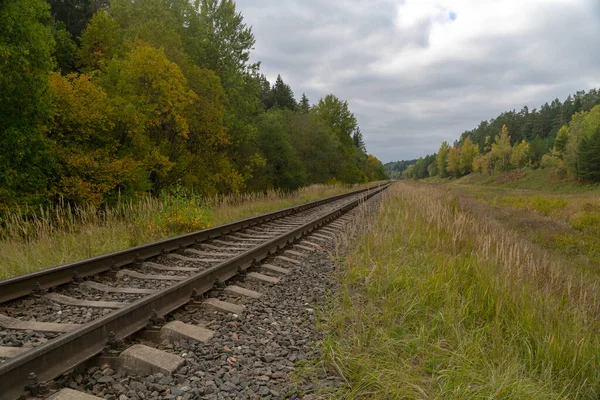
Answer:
[237, 0, 600, 161]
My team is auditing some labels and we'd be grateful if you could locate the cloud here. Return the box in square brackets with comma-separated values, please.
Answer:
[237, 0, 600, 162]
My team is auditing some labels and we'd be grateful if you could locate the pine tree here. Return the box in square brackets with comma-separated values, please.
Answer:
[577, 126, 600, 181]
[271, 74, 296, 110]
[352, 128, 366, 152]
[299, 93, 310, 113]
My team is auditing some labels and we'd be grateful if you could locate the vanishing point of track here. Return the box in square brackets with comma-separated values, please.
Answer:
[0, 184, 389, 399]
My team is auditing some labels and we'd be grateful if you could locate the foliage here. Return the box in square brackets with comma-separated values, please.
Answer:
[436, 141, 450, 177]
[577, 126, 600, 182]
[0, 0, 387, 212]
[384, 159, 417, 179]
[391, 88, 600, 183]
[0, 0, 56, 207]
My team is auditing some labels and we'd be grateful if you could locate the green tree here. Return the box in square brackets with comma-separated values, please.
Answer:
[577, 126, 600, 181]
[553, 126, 570, 156]
[76, 11, 120, 73]
[313, 94, 357, 147]
[510, 140, 530, 168]
[52, 21, 77, 74]
[271, 74, 296, 110]
[253, 110, 306, 190]
[47, 0, 108, 39]
[0, 0, 56, 206]
[490, 124, 512, 171]
[436, 142, 450, 177]
[105, 41, 197, 192]
[299, 93, 310, 113]
[353, 128, 366, 153]
[459, 137, 478, 175]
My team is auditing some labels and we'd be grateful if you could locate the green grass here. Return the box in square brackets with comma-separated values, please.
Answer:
[455, 167, 600, 194]
[0, 183, 383, 279]
[319, 183, 600, 399]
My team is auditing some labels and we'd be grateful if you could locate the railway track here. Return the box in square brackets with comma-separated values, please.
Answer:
[0, 183, 389, 399]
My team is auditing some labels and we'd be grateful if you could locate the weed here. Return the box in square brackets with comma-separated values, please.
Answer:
[0, 183, 383, 279]
[320, 183, 600, 399]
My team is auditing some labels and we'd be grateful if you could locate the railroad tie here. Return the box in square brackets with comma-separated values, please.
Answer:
[160, 321, 214, 343]
[81, 281, 156, 295]
[246, 272, 280, 284]
[167, 253, 222, 263]
[185, 248, 236, 257]
[143, 261, 199, 272]
[234, 232, 274, 239]
[203, 298, 245, 314]
[116, 269, 186, 281]
[312, 233, 334, 240]
[47, 388, 104, 400]
[261, 264, 291, 275]
[0, 346, 30, 358]
[275, 256, 302, 266]
[301, 240, 322, 250]
[0, 313, 79, 333]
[211, 240, 254, 247]
[293, 244, 315, 252]
[45, 293, 125, 309]
[223, 285, 263, 299]
[119, 344, 185, 376]
[284, 250, 307, 258]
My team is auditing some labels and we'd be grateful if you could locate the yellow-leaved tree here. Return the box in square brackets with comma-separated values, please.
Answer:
[490, 124, 512, 171]
[446, 146, 461, 177]
[46, 72, 143, 205]
[459, 136, 479, 175]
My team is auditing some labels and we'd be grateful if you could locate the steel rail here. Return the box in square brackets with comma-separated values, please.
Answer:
[0, 183, 389, 399]
[0, 184, 385, 304]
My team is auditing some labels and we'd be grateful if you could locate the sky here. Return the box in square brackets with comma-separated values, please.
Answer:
[236, 0, 600, 162]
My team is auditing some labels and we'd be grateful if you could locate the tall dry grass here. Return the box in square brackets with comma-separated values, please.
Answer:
[0, 183, 381, 279]
[320, 182, 600, 399]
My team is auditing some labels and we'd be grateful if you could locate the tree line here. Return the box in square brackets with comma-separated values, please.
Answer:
[0, 0, 387, 209]
[395, 89, 600, 181]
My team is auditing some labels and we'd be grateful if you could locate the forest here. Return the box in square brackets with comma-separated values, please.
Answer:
[0, 0, 387, 210]
[394, 89, 600, 182]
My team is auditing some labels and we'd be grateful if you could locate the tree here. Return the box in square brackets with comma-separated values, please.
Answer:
[352, 128, 366, 153]
[253, 110, 306, 190]
[106, 41, 198, 192]
[47, 0, 109, 40]
[490, 124, 512, 171]
[52, 21, 77, 74]
[299, 93, 310, 113]
[46, 72, 144, 205]
[436, 142, 450, 177]
[271, 75, 296, 110]
[553, 126, 570, 157]
[446, 146, 461, 177]
[459, 137, 478, 175]
[577, 126, 600, 182]
[313, 94, 357, 147]
[0, 0, 56, 206]
[76, 11, 120, 73]
[510, 140, 530, 168]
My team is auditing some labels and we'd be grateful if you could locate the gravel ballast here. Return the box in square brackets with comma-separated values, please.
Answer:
[47, 194, 383, 399]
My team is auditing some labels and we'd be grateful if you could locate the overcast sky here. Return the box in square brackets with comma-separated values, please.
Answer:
[236, 0, 600, 162]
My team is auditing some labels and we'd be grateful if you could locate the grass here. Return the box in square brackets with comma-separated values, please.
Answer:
[0, 183, 382, 279]
[454, 167, 600, 194]
[319, 182, 600, 399]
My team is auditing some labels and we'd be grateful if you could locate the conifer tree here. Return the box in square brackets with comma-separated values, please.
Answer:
[299, 93, 310, 113]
